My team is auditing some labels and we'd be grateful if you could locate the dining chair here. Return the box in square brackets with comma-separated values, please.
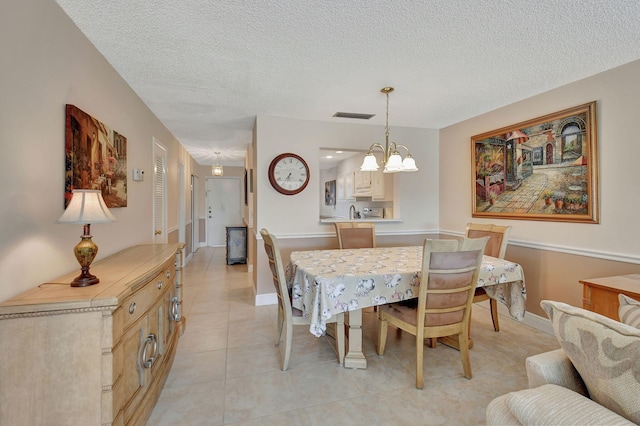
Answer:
[260, 228, 345, 370]
[334, 221, 376, 249]
[376, 237, 488, 389]
[466, 223, 512, 331]
[334, 221, 377, 313]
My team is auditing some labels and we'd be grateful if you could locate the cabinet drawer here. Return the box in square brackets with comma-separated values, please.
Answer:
[122, 267, 173, 332]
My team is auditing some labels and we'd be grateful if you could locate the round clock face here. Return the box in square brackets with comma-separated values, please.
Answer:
[268, 153, 310, 195]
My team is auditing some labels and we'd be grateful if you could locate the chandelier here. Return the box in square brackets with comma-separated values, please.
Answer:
[360, 87, 418, 173]
[212, 152, 224, 176]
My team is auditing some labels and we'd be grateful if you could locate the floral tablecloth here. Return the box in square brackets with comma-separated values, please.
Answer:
[287, 246, 526, 337]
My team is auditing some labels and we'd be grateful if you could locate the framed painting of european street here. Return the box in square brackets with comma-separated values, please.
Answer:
[471, 102, 598, 223]
[65, 105, 127, 208]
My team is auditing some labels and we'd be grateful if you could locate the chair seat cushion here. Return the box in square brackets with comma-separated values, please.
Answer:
[379, 302, 462, 327]
[541, 300, 640, 424]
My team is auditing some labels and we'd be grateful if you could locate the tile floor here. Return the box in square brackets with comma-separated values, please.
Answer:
[147, 247, 559, 425]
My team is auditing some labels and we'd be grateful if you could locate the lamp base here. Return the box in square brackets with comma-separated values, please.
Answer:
[70, 273, 100, 287]
[71, 226, 100, 287]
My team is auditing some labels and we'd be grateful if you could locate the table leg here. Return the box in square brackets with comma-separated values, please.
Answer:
[343, 308, 367, 369]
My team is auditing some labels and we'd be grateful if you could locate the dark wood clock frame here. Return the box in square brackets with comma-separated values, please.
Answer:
[268, 153, 310, 195]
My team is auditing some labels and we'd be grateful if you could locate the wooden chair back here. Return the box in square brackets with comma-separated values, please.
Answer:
[260, 228, 345, 370]
[334, 222, 376, 249]
[466, 223, 512, 332]
[465, 223, 512, 259]
[417, 237, 488, 335]
[377, 237, 488, 388]
[260, 228, 293, 320]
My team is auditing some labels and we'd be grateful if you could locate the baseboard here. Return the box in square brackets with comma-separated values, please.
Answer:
[521, 310, 554, 335]
[480, 299, 554, 335]
[255, 292, 277, 306]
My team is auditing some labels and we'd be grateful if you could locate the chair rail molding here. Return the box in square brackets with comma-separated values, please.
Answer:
[440, 229, 640, 265]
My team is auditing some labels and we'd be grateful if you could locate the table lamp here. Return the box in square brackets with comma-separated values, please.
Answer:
[58, 189, 116, 287]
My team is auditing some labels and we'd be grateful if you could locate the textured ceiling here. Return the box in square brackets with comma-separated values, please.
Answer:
[55, 0, 640, 166]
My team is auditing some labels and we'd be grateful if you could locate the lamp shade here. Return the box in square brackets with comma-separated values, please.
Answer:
[383, 152, 403, 173]
[212, 151, 224, 176]
[360, 153, 380, 171]
[58, 189, 116, 224]
[212, 164, 224, 176]
[401, 155, 418, 172]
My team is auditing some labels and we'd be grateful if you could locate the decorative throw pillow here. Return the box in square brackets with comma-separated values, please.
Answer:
[541, 300, 640, 424]
[619, 293, 640, 329]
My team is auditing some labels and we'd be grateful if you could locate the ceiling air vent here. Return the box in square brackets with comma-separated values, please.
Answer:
[333, 112, 375, 120]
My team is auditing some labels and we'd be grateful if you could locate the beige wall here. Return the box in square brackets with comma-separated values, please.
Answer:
[439, 59, 640, 317]
[254, 61, 640, 314]
[0, 0, 197, 302]
[253, 116, 439, 298]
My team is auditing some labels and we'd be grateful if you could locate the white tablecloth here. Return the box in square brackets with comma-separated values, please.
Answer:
[288, 246, 526, 337]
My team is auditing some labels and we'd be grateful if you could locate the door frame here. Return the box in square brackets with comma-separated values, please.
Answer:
[152, 138, 168, 243]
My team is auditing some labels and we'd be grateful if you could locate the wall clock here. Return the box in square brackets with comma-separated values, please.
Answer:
[268, 153, 310, 195]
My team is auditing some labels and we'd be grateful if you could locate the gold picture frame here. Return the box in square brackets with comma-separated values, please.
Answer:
[471, 102, 598, 223]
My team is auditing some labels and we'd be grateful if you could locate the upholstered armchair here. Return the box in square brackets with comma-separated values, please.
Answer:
[486, 297, 640, 425]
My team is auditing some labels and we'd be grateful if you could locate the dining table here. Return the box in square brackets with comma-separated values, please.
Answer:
[287, 245, 526, 369]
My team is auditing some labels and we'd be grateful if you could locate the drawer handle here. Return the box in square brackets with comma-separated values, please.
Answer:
[157, 280, 163, 290]
[140, 334, 158, 369]
[129, 302, 136, 314]
[166, 271, 171, 278]
[170, 296, 181, 321]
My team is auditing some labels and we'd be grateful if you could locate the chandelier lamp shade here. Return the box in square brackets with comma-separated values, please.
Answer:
[360, 87, 418, 173]
[58, 189, 116, 287]
[212, 152, 224, 176]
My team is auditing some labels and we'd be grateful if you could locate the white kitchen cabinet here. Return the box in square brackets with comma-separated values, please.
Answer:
[354, 170, 372, 196]
[371, 170, 385, 200]
[337, 171, 355, 201]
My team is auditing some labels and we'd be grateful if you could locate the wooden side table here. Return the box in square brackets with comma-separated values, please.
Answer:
[579, 274, 640, 321]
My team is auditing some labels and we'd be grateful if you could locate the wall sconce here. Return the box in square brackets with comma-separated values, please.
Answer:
[58, 189, 116, 287]
[212, 152, 224, 176]
[360, 87, 418, 173]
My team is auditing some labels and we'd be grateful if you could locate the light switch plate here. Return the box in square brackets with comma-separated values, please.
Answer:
[132, 169, 144, 181]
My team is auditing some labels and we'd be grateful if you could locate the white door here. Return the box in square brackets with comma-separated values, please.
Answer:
[206, 177, 241, 246]
[153, 139, 167, 243]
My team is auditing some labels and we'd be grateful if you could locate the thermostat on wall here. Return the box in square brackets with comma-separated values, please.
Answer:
[132, 169, 144, 181]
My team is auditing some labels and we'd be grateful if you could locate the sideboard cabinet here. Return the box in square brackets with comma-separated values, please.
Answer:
[0, 243, 185, 425]
[580, 273, 640, 321]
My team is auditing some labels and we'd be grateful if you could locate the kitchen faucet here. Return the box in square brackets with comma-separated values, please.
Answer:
[349, 204, 360, 219]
